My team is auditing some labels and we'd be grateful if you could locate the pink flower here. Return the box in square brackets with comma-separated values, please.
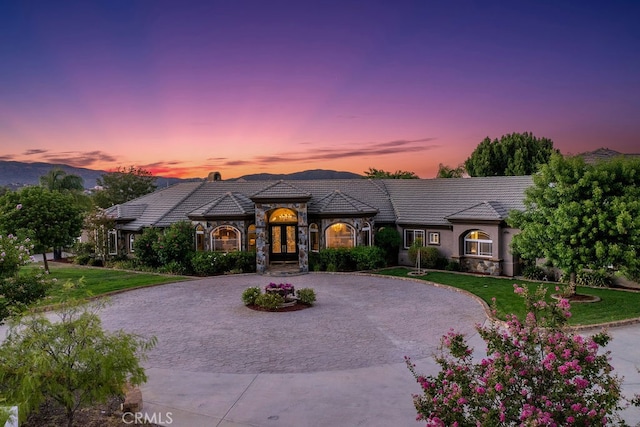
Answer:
[16, 204, 22, 210]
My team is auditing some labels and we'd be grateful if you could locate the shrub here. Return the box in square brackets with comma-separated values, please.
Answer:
[0, 234, 33, 278]
[522, 264, 548, 281]
[191, 251, 232, 276]
[296, 288, 316, 306]
[350, 246, 386, 270]
[444, 260, 461, 271]
[155, 221, 195, 273]
[229, 251, 256, 273]
[133, 227, 162, 268]
[254, 292, 284, 311]
[406, 285, 628, 426]
[374, 227, 401, 266]
[241, 287, 261, 306]
[577, 270, 613, 288]
[408, 245, 444, 269]
[158, 260, 189, 275]
[73, 253, 91, 265]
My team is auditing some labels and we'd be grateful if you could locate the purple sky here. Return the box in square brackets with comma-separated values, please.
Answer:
[1, 1, 638, 179]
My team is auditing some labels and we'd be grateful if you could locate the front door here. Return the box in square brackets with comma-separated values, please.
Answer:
[270, 224, 297, 263]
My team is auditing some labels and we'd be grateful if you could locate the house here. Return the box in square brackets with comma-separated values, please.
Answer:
[105, 175, 533, 276]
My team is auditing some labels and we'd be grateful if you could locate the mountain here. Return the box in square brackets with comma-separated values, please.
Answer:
[232, 169, 362, 181]
[0, 161, 362, 190]
[0, 161, 191, 190]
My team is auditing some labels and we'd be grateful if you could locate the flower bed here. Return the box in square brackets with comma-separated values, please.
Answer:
[242, 283, 316, 312]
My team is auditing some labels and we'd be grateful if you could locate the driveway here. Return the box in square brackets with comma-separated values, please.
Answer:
[96, 273, 488, 426]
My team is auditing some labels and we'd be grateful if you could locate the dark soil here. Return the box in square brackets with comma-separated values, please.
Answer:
[246, 303, 311, 312]
[22, 396, 160, 427]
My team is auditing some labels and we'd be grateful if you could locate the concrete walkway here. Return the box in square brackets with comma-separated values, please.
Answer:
[2, 273, 640, 426]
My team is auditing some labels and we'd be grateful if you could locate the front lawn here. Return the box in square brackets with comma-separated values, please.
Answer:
[23, 263, 192, 305]
[376, 268, 640, 326]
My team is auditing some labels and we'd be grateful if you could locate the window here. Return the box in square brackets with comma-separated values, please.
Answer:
[195, 224, 205, 251]
[129, 234, 135, 253]
[108, 229, 117, 255]
[404, 229, 425, 249]
[464, 230, 492, 257]
[309, 223, 319, 252]
[211, 226, 241, 252]
[428, 232, 440, 245]
[359, 222, 372, 246]
[326, 222, 355, 248]
[248, 224, 257, 251]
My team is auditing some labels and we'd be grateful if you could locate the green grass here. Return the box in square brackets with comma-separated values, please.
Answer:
[376, 268, 640, 326]
[23, 263, 192, 305]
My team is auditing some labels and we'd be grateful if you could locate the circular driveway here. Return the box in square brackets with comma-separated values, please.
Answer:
[98, 273, 487, 374]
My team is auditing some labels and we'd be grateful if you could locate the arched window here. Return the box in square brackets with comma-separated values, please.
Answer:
[248, 224, 257, 251]
[269, 208, 297, 223]
[195, 224, 205, 251]
[326, 222, 355, 248]
[211, 225, 241, 252]
[359, 222, 372, 246]
[464, 230, 492, 257]
[309, 223, 319, 252]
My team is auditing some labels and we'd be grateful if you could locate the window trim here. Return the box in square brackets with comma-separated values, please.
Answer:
[309, 223, 319, 252]
[325, 222, 355, 249]
[210, 225, 241, 252]
[108, 229, 117, 255]
[403, 229, 425, 249]
[428, 231, 440, 246]
[464, 230, 493, 257]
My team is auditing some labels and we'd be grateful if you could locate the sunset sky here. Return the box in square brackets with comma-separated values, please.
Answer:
[1, 1, 638, 179]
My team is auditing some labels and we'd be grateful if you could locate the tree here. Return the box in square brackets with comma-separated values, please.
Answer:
[39, 167, 84, 192]
[436, 163, 465, 178]
[464, 132, 558, 177]
[0, 282, 156, 427]
[39, 168, 90, 259]
[508, 154, 640, 295]
[93, 166, 157, 208]
[0, 187, 84, 272]
[406, 285, 628, 425]
[363, 167, 419, 179]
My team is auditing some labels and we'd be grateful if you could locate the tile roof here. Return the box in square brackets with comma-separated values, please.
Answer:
[445, 200, 509, 221]
[188, 192, 255, 218]
[310, 190, 379, 215]
[250, 180, 311, 200]
[110, 176, 533, 230]
[382, 176, 532, 226]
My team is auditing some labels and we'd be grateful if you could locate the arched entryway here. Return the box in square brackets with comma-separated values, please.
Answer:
[268, 208, 298, 263]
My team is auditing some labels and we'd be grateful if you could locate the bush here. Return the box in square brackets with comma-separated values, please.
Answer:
[374, 227, 401, 266]
[406, 285, 627, 425]
[444, 260, 461, 271]
[0, 269, 53, 323]
[191, 251, 255, 276]
[241, 287, 261, 306]
[73, 253, 91, 265]
[522, 264, 548, 281]
[155, 221, 195, 273]
[350, 246, 386, 270]
[296, 288, 316, 306]
[133, 227, 162, 268]
[577, 270, 613, 288]
[254, 292, 284, 311]
[408, 245, 445, 269]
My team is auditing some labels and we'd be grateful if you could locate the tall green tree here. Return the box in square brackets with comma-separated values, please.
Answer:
[435, 163, 465, 178]
[0, 187, 84, 272]
[0, 282, 156, 427]
[93, 166, 157, 208]
[363, 167, 419, 179]
[465, 132, 558, 176]
[39, 168, 90, 259]
[39, 167, 84, 192]
[508, 154, 640, 295]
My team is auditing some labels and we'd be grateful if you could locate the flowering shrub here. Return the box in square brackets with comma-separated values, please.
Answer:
[406, 285, 628, 426]
[254, 292, 285, 311]
[241, 287, 261, 306]
[296, 288, 316, 306]
[0, 234, 34, 278]
[265, 282, 295, 298]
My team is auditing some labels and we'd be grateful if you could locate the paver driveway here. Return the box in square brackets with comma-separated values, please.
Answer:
[95, 273, 489, 426]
